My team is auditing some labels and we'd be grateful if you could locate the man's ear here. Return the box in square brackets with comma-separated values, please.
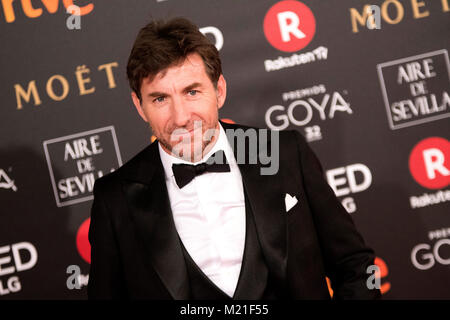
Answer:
[216, 74, 227, 110]
[131, 91, 149, 123]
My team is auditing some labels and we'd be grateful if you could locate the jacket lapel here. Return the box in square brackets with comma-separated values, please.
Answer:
[232, 184, 269, 299]
[221, 121, 288, 294]
[122, 142, 190, 299]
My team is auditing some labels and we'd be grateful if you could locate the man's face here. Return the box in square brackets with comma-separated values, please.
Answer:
[131, 53, 226, 162]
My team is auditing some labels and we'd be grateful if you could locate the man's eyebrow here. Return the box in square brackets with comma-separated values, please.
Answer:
[183, 82, 203, 91]
[147, 83, 203, 98]
[147, 91, 167, 98]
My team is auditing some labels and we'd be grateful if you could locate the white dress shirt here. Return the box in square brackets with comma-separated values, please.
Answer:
[158, 123, 246, 297]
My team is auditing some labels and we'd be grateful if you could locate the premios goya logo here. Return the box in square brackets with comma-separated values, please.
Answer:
[377, 49, 450, 130]
[411, 227, 450, 271]
[43, 126, 122, 207]
[265, 84, 353, 141]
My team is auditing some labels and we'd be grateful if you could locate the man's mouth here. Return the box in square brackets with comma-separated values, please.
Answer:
[170, 126, 203, 142]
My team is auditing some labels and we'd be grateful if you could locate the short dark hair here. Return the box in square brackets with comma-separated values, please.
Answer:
[126, 17, 222, 100]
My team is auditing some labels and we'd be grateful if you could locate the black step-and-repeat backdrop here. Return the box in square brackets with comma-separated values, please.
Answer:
[0, 0, 449, 299]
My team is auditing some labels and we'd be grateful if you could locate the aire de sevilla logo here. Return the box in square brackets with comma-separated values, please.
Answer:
[409, 137, 450, 189]
[263, 0, 316, 52]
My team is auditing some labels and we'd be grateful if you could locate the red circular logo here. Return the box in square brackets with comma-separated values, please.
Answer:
[76, 217, 91, 264]
[263, 1, 316, 52]
[409, 137, 450, 189]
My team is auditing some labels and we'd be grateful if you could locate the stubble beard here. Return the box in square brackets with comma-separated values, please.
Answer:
[153, 119, 220, 163]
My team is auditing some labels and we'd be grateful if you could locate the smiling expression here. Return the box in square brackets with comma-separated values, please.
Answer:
[132, 53, 227, 162]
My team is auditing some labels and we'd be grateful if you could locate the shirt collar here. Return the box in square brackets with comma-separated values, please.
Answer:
[158, 122, 232, 180]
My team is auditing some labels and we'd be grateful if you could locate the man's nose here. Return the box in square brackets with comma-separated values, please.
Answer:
[171, 98, 190, 127]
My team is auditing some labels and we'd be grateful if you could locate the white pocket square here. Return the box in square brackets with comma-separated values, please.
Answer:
[285, 193, 298, 212]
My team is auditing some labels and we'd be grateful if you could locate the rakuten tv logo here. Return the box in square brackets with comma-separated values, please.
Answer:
[263, 1, 316, 52]
[409, 137, 449, 189]
[76, 218, 91, 264]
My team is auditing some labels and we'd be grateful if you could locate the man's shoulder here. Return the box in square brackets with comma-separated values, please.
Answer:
[94, 142, 158, 190]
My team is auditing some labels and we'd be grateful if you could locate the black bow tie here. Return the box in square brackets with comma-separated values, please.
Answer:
[172, 150, 230, 189]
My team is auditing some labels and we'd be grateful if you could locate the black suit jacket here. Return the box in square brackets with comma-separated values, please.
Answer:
[87, 121, 381, 300]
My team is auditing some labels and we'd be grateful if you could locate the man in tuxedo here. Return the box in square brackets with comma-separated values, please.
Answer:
[87, 17, 381, 300]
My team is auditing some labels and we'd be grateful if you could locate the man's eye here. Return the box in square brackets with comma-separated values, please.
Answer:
[188, 90, 198, 96]
[154, 96, 165, 103]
